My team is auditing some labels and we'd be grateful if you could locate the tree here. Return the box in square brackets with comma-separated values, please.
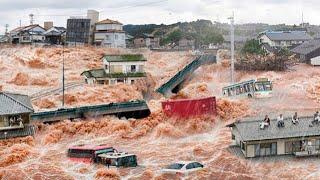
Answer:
[160, 29, 183, 45]
[241, 39, 266, 55]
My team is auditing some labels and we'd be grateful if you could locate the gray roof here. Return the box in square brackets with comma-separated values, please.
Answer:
[264, 31, 312, 41]
[0, 92, 34, 115]
[104, 54, 147, 62]
[229, 116, 320, 141]
[291, 39, 320, 55]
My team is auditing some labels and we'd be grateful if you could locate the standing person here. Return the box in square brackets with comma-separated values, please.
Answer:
[277, 114, 284, 127]
[292, 112, 299, 125]
[106, 158, 111, 169]
[315, 111, 320, 122]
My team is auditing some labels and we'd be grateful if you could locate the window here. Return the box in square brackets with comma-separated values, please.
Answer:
[115, 34, 118, 40]
[255, 143, 277, 156]
[131, 65, 136, 72]
[167, 163, 184, 170]
[193, 162, 203, 168]
[316, 140, 320, 150]
[186, 163, 195, 170]
[240, 141, 245, 151]
[105, 35, 110, 40]
[232, 134, 235, 140]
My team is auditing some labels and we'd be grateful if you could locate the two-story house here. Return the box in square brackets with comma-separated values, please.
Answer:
[94, 19, 126, 48]
[258, 31, 312, 52]
[81, 54, 147, 85]
[133, 33, 160, 49]
[10, 24, 46, 44]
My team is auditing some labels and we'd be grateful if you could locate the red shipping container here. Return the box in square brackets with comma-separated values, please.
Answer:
[162, 97, 217, 118]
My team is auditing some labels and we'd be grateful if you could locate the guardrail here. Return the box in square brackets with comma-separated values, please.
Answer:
[30, 81, 84, 101]
[31, 100, 151, 122]
[0, 125, 35, 140]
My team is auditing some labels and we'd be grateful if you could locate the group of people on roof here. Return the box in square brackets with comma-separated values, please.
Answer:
[260, 111, 320, 129]
[259, 111, 320, 129]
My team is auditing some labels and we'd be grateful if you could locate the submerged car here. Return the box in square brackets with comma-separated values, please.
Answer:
[96, 152, 138, 167]
[161, 161, 204, 175]
[67, 144, 115, 163]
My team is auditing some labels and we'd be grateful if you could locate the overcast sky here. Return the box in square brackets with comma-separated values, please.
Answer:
[0, 0, 319, 34]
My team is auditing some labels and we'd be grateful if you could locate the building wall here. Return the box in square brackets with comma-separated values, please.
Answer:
[66, 19, 91, 44]
[105, 61, 145, 74]
[259, 35, 276, 47]
[134, 38, 146, 48]
[94, 32, 126, 48]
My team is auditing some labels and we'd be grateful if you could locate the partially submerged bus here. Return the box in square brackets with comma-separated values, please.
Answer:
[222, 78, 273, 98]
[67, 144, 116, 163]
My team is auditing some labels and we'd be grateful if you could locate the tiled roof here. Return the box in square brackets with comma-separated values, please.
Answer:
[96, 19, 122, 25]
[228, 116, 320, 141]
[10, 24, 43, 33]
[264, 31, 312, 41]
[291, 39, 320, 55]
[0, 92, 34, 115]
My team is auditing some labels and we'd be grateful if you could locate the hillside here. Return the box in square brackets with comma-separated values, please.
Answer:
[124, 19, 225, 47]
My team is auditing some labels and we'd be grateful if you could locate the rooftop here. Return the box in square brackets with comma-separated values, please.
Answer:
[228, 116, 320, 141]
[0, 92, 34, 116]
[262, 31, 312, 41]
[104, 54, 147, 62]
[96, 19, 122, 25]
[69, 144, 112, 150]
[291, 39, 320, 55]
[81, 69, 147, 79]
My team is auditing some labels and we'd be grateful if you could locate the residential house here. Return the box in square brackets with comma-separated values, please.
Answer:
[0, 35, 10, 44]
[227, 116, 320, 158]
[44, 26, 66, 45]
[258, 31, 312, 51]
[81, 54, 147, 85]
[290, 39, 320, 64]
[9, 24, 46, 44]
[178, 38, 195, 50]
[0, 92, 34, 131]
[133, 33, 160, 49]
[94, 19, 126, 48]
[66, 18, 91, 45]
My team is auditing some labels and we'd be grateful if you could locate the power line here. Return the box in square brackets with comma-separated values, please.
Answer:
[35, 0, 168, 17]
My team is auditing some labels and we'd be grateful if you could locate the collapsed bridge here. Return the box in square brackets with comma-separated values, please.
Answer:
[156, 54, 216, 97]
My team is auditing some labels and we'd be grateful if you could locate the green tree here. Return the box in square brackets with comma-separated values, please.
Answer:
[241, 39, 266, 55]
[160, 29, 183, 45]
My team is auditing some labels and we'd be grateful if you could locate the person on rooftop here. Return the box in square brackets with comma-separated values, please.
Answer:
[292, 112, 299, 125]
[312, 111, 320, 125]
[277, 114, 284, 128]
[260, 115, 270, 129]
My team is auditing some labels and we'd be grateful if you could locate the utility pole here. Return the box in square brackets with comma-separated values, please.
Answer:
[29, 14, 34, 45]
[62, 45, 65, 108]
[228, 12, 235, 84]
[5, 24, 9, 35]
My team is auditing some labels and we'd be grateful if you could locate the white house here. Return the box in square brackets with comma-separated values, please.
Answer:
[94, 19, 126, 48]
[10, 24, 46, 44]
[81, 54, 147, 85]
[258, 31, 312, 50]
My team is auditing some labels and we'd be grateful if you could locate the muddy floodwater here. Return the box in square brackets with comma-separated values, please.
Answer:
[0, 46, 320, 179]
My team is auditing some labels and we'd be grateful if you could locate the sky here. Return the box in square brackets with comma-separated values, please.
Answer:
[0, 0, 319, 34]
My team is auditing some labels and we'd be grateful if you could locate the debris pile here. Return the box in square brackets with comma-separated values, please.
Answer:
[235, 54, 297, 71]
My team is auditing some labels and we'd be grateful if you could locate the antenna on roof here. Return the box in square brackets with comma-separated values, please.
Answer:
[5, 24, 9, 35]
[29, 14, 34, 25]
[301, 12, 304, 28]
[228, 11, 235, 84]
